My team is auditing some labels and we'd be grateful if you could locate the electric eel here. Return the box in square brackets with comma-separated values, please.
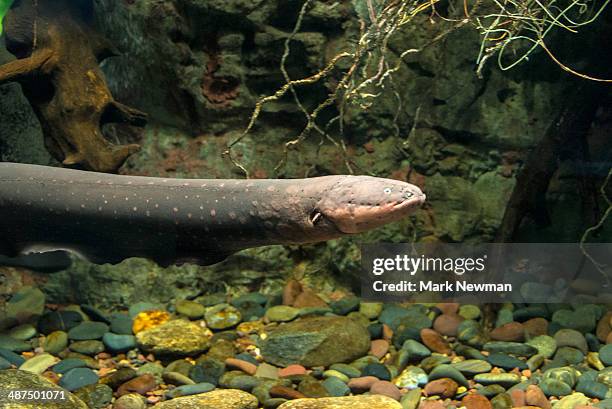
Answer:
[0, 162, 426, 267]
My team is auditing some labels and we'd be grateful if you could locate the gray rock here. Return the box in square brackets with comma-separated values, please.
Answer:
[260, 316, 370, 367]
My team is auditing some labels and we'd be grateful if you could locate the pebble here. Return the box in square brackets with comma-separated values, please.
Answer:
[424, 378, 458, 398]
[394, 366, 427, 389]
[330, 297, 360, 315]
[370, 339, 389, 358]
[539, 378, 572, 397]
[38, 311, 83, 335]
[190, 357, 226, 384]
[428, 364, 469, 387]
[462, 393, 493, 409]
[400, 387, 421, 409]
[68, 321, 109, 340]
[103, 333, 137, 353]
[525, 335, 557, 358]
[59, 367, 99, 391]
[19, 353, 58, 374]
[490, 392, 513, 409]
[165, 382, 216, 399]
[0, 335, 31, 352]
[490, 322, 525, 342]
[0, 347, 25, 366]
[329, 363, 360, 379]
[117, 374, 158, 397]
[359, 302, 383, 319]
[279, 365, 307, 377]
[473, 373, 521, 387]
[226, 357, 257, 375]
[554, 328, 588, 353]
[99, 367, 137, 389]
[596, 311, 612, 342]
[477, 384, 506, 398]
[554, 346, 584, 364]
[347, 376, 379, 393]
[525, 385, 550, 409]
[276, 395, 403, 409]
[175, 300, 206, 319]
[370, 380, 401, 401]
[523, 317, 549, 338]
[43, 330, 69, 355]
[255, 362, 280, 379]
[6, 286, 45, 323]
[486, 353, 527, 370]
[459, 305, 481, 320]
[322, 370, 349, 383]
[136, 319, 211, 356]
[322, 376, 350, 397]
[8, 323, 37, 340]
[420, 328, 451, 354]
[205, 303, 242, 329]
[163, 371, 195, 386]
[154, 389, 258, 409]
[433, 314, 464, 336]
[52, 358, 87, 374]
[112, 393, 146, 409]
[451, 359, 492, 375]
[265, 306, 300, 322]
[483, 341, 537, 357]
[109, 314, 134, 335]
[298, 377, 329, 398]
[554, 393, 589, 409]
[69, 340, 105, 355]
[600, 343, 612, 366]
[362, 363, 390, 381]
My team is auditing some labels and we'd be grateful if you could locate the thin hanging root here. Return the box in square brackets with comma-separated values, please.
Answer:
[539, 38, 612, 83]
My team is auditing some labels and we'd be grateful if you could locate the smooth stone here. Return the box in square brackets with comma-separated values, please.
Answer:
[323, 370, 349, 383]
[525, 385, 550, 409]
[205, 304, 242, 330]
[420, 329, 451, 355]
[136, 319, 210, 356]
[483, 341, 537, 357]
[260, 316, 370, 367]
[555, 392, 589, 409]
[117, 374, 158, 396]
[513, 306, 549, 322]
[473, 373, 521, 387]
[490, 392, 513, 409]
[424, 377, 458, 398]
[433, 314, 464, 336]
[539, 378, 572, 397]
[59, 367, 99, 391]
[19, 352, 59, 375]
[0, 369, 87, 408]
[99, 367, 137, 389]
[576, 378, 609, 399]
[348, 376, 379, 393]
[370, 339, 390, 359]
[276, 395, 402, 408]
[496, 309, 515, 328]
[113, 393, 147, 409]
[227, 374, 262, 391]
[176, 300, 206, 320]
[359, 302, 383, 319]
[103, 332, 137, 353]
[477, 384, 506, 398]
[52, 358, 87, 374]
[420, 355, 451, 373]
[68, 322, 109, 340]
[164, 371, 195, 386]
[392, 326, 421, 349]
[394, 366, 427, 389]
[554, 329, 588, 353]
[109, 314, 134, 335]
[80, 304, 110, 324]
[38, 311, 83, 335]
[491, 322, 525, 342]
[462, 393, 494, 409]
[329, 363, 360, 379]
[553, 346, 584, 365]
[526, 354, 545, 371]
[525, 335, 557, 358]
[232, 293, 268, 307]
[165, 382, 216, 399]
[459, 305, 481, 320]
[400, 387, 422, 409]
[330, 297, 360, 315]
[191, 357, 225, 385]
[523, 317, 549, 338]
[157, 389, 259, 408]
[0, 335, 31, 352]
[600, 343, 612, 366]
[362, 363, 391, 381]
[455, 345, 486, 360]
[254, 362, 279, 379]
[451, 359, 492, 375]
[6, 286, 45, 323]
[552, 309, 596, 333]
[74, 383, 113, 409]
[8, 323, 37, 340]
[226, 357, 257, 375]
[428, 364, 469, 387]
[265, 306, 300, 322]
[44, 330, 69, 355]
[69, 340, 105, 355]
[322, 376, 350, 397]
[0, 356, 11, 369]
[298, 377, 329, 398]
[486, 353, 527, 370]
[542, 366, 579, 387]
[278, 364, 308, 378]
[401, 339, 431, 359]
[370, 380, 402, 401]
[0, 347, 26, 366]
[380, 306, 431, 332]
[137, 362, 164, 382]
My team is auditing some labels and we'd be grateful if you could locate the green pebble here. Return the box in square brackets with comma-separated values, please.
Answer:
[600, 344, 612, 366]
[491, 392, 513, 409]
[474, 373, 521, 387]
[359, 302, 383, 319]
[555, 392, 589, 409]
[205, 304, 242, 330]
[451, 359, 492, 375]
[329, 363, 360, 379]
[526, 335, 557, 358]
[400, 387, 421, 409]
[8, 324, 37, 340]
[322, 370, 349, 383]
[483, 341, 537, 357]
[322, 376, 350, 397]
[43, 331, 68, 355]
[428, 364, 468, 387]
[477, 384, 506, 398]
[175, 300, 205, 320]
[540, 378, 573, 397]
[264, 306, 299, 322]
[69, 340, 105, 356]
[459, 305, 481, 320]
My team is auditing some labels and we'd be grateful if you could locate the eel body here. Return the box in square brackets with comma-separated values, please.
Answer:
[0, 162, 425, 266]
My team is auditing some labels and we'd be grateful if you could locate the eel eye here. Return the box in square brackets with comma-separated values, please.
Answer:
[310, 210, 322, 225]
[383, 187, 392, 194]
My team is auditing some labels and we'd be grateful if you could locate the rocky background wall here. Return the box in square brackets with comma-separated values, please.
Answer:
[0, 0, 610, 309]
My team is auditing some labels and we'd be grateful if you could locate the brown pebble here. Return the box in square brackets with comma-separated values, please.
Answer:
[490, 322, 525, 342]
[433, 314, 464, 336]
[424, 378, 458, 398]
[420, 328, 452, 355]
[607, 332, 612, 344]
[348, 376, 379, 393]
[282, 279, 302, 306]
[225, 358, 257, 375]
[436, 303, 460, 315]
[462, 393, 493, 409]
[382, 324, 393, 342]
[370, 339, 389, 359]
[292, 289, 328, 308]
[370, 380, 401, 401]
[279, 364, 307, 377]
[42, 371, 60, 384]
[510, 389, 526, 407]
[523, 318, 549, 338]
[270, 385, 306, 400]
[116, 374, 157, 397]
[525, 385, 551, 409]
[597, 311, 612, 342]
[418, 400, 446, 409]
